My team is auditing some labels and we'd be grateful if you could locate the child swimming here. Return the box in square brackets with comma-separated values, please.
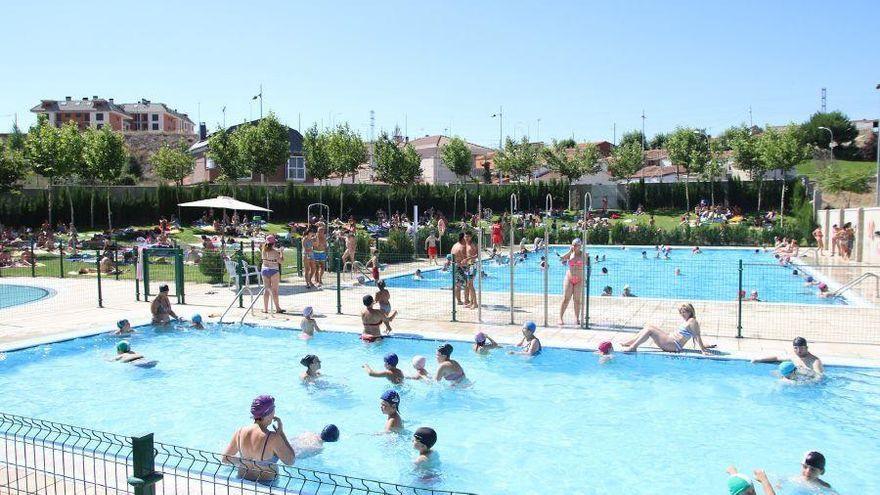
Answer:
[380, 390, 403, 432]
[300, 354, 322, 383]
[111, 319, 135, 336]
[363, 353, 404, 384]
[291, 424, 339, 459]
[300, 306, 320, 338]
[596, 341, 613, 364]
[413, 427, 438, 466]
[409, 355, 429, 380]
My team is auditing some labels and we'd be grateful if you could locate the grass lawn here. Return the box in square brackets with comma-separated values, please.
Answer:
[795, 159, 876, 179]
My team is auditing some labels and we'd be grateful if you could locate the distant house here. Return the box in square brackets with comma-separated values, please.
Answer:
[404, 135, 495, 184]
[626, 148, 794, 184]
[185, 121, 308, 185]
[533, 141, 616, 184]
[30, 96, 194, 134]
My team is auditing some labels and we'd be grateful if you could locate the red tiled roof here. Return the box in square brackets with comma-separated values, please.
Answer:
[630, 164, 686, 179]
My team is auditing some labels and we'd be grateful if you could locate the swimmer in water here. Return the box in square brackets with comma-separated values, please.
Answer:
[748, 290, 760, 302]
[413, 427, 438, 466]
[413, 269, 423, 281]
[191, 314, 205, 330]
[509, 321, 542, 356]
[300, 306, 320, 338]
[473, 332, 500, 353]
[725, 466, 776, 495]
[642, 251, 647, 259]
[409, 355, 429, 380]
[435, 344, 466, 383]
[796, 451, 831, 491]
[601, 285, 613, 296]
[675, 267, 681, 276]
[290, 424, 339, 459]
[601, 266, 609, 275]
[752, 337, 824, 379]
[300, 354, 322, 383]
[816, 282, 834, 298]
[621, 285, 636, 297]
[112, 319, 135, 336]
[777, 361, 798, 381]
[803, 276, 819, 287]
[692, 246, 703, 255]
[596, 341, 613, 364]
[380, 390, 403, 432]
[112, 341, 156, 367]
[363, 353, 404, 384]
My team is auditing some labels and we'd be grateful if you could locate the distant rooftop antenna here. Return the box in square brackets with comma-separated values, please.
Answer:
[821, 87, 827, 112]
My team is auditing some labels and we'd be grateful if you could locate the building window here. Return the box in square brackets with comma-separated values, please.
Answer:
[206, 158, 216, 170]
[286, 156, 305, 181]
[95, 113, 104, 121]
[152, 123, 159, 131]
[152, 114, 159, 121]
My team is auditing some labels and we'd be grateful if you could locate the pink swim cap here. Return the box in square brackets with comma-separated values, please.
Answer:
[598, 341, 613, 355]
[474, 332, 486, 344]
[250, 395, 275, 419]
[412, 355, 426, 370]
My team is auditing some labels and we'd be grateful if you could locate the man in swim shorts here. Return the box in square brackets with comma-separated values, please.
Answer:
[752, 337, 824, 378]
[424, 231, 439, 265]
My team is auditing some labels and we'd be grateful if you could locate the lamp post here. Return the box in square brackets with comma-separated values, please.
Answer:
[491, 107, 503, 184]
[818, 126, 834, 166]
[251, 84, 263, 119]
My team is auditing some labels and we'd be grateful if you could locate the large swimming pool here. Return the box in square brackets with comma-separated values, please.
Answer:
[384, 247, 848, 306]
[0, 284, 51, 309]
[0, 324, 876, 494]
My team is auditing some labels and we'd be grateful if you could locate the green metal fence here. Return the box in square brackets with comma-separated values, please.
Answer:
[0, 412, 477, 495]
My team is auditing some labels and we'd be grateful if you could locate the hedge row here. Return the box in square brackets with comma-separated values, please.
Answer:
[625, 177, 803, 212]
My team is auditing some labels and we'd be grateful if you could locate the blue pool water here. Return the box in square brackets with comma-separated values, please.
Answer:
[0, 284, 50, 309]
[384, 247, 847, 305]
[1, 324, 878, 494]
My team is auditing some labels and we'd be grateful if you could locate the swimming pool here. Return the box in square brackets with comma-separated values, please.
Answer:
[0, 284, 51, 309]
[383, 247, 848, 305]
[1, 324, 876, 494]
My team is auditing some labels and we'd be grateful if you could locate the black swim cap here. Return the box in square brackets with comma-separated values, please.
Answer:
[363, 295, 374, 306]
[159, 284, 169, 293]
[437, 343, 453, 357]
[414, 427, 437, 449]
[300, 354, 317, 367]
[803, 451, 825, 471]
[321, 424, 340, 442]
[792, 337, 808, 347]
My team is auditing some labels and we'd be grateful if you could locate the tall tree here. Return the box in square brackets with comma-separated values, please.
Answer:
[0, 141, 28, 191]
[440, 136, 474, 183]
[236, 114, 290, 213]
[152, 143, 194, 220]
[608, 142, 643, 180]
[758, 124, 810, 213]
[25, 116, 67, 227]
[374, 132, 422, 214]
[800, 111, 858, 154]
[493, 136, 540, 183]
[7, 123, 26, 152]
[648, 132, 668, 150]
[207, 125, 245, 186]
[619, 130, 645, 149]
[83, 126, 128, 230]
[700, 139, 727, 206]
[58, 121, 87, 227]
[328, 123, 367, 183]
[666, 127, 708, 212]
[302, 124, 333, 185]
[542, 140, 601, 182]
[729, 125, 768, 210]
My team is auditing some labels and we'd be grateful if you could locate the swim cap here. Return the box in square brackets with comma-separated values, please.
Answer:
[474, 332, 487, 344]
[362, 295, 374, 307]
[321, 424, 339, 443]
[446, 254, 452, 261]
[778, 361, 796, 377]
[300, 354, 317, 367]
[727, 474, 753, 495]
[793, 269, 799, 276]
[116, 319, 128, 329]
[303, 306, 314, 318]
[159, 284, 169, 293]
[437, 343, 453, 357]
[598, 341, 613, 355]
[384, 353, 399, 367]
[381, 389, 400, 406]
[266, 235, 277, 244]
[413, 427, 437, 449]
[116, 341, 130, 353]
[523, 321, 537, 333]
[250, 395, 275, 419]
[806, 276, 814, 282]
[792, 337, 808, 347]
[818, 282, 828, 291]
[412, 355, 426, 370]
[603, 285, 612, 293]
[377, 280, 386, 289]
[572, 238, 582, 246]
[192, 314, 203, 324]
[803, 451, 826, 472]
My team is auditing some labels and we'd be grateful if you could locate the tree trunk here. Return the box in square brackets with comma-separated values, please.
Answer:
[176, 184, 181, 221]
[756, 180, 763, 212]
[684, 179, 690, 213]
[47, 183, 53, 227]
[106, 185, 112, 231]
[90, 187, 95, 229]
[710, 178, 715, 207]
[67, 185, 75, 229]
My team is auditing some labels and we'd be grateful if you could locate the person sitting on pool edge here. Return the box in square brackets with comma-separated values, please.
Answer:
[435, 344, 466, 384]
[621, 303, 713, 355]
[221, 395, 295, 482]
[473, 332, 500, 354]
[363, 353, 404, 384]
[509, 321, 542, 356]
[290, 424, 339, 459]
[725, 465, 776, 495]
[380, 390, 403, 432]
[111, 319, 135, 336]
[413, 427, 438, 466]
[150, 284, 179, 325]
[300, 354, 322, 383]
[752, 337, 824, 379]
[361, 294, 393, 342]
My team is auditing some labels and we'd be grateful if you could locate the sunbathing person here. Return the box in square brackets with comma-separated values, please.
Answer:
[621, 303, 713, 355]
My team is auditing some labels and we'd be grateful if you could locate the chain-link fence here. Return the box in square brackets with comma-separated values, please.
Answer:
[0, 412, 477, 495]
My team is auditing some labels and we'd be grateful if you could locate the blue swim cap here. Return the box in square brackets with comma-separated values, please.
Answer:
[192, 314, 203, 324]
[321, 424, 339, 442]
[778, 361, 797, 377]
[381, 389, 400, 405]
[806, 276, 814, 283]
[523, 321, 537, 333]
[384, 353, 399, 367]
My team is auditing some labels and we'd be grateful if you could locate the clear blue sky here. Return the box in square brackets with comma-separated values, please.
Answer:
[2, 0, 878, 147]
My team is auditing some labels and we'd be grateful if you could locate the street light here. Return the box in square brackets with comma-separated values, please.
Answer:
[818, 126, 834, 166]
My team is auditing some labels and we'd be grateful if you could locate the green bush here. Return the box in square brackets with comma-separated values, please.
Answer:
[199, 251, 225, 284]
[378, 229, 414, 262]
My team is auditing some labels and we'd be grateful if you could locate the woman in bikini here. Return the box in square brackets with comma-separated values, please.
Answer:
[361, 295, 393, 341]
[301, 227, 315, 289]
[222, 395, 295, 482]
[621, 303, 713, 355]
[435, 343, 466, 384]
[261, 235, 284, 314]
[558, 238, 585, 326]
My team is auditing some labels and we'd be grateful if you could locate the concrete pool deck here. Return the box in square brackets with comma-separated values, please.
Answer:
[2, 276, 880, 368]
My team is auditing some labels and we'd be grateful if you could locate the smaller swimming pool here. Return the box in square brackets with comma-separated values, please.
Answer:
[0, 284, 51, 309]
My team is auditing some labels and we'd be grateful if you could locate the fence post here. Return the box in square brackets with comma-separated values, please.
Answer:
[737, 260, 743, 338]
[58, 240, 64, 278]
[135, 249, 141, 301]
[30, 237, 36, 277]
[336, 253, 342, 315]
[236, 255, 244, 309]
[584, 257, 591, 329]
[451, 260, 457, 322]
[143, 251, 150, 303]
[296, 237, 303, 276]
[251, 240, 256, 265]
[96, 249, 103, 308]
[114, 243, 120, 280]
[127, 433, 163, 495]
[175, 249, 185, 305]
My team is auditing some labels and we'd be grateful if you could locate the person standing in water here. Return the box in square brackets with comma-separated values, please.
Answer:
[435, 344, 466, 384]
[222, 395, 295, 482]
[290, 425, 339, 459]
[558, 239, 585, 326]
[360, 295, 393, 341]
[300, 306, 320, 338]
[380, 390, 403, 432]
[473, 332, 500, 353]
[413, 427, 438, 466]
[150, 284, 179, 325]
[363, 353, 404, 384]
[300, 354, 322, 383]
[509, 321, 542, 356]
[751, 337, 824, 378]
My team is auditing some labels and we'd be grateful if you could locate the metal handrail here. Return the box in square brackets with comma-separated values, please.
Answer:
[239, 286, 266, 324]
[218, 285, 249, 324]
[832, 272, 880, 298]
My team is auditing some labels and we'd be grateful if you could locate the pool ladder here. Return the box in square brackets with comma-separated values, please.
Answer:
[831, 272, 879, 298]
[218, 283, 264, 324]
